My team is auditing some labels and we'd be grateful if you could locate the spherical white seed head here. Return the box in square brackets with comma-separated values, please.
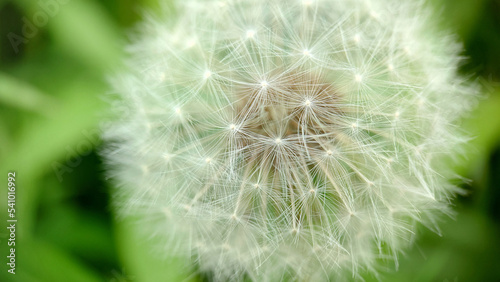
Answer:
[105, 0, 477, 281]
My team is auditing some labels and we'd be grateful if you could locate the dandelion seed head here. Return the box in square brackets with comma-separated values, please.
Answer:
[104, 0, 478, 280]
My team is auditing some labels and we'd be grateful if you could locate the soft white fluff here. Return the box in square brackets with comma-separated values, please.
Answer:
[104, 0, 477, 280]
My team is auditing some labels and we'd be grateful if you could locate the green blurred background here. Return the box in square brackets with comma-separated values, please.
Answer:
[0, 0, 499, 281]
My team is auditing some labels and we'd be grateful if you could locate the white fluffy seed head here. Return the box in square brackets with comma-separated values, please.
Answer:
[104, 0, 477, 280]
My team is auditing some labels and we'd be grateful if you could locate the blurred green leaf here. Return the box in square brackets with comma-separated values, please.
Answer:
[48, 0, 123, 71]
[38, 203, 116, 264]
[0, 82, 104, 239]
[431, 0, 488, 40]
[374, 210, 500, 282]
[14, 0, 123, 71]
[0, 119, 11, 157]
[0, 72, 57, 114]
[115, 218, 197, 282]
[0, 238, 103, 282]
[456, 89, 500, 175]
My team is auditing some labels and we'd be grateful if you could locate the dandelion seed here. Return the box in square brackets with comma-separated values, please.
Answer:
[370, 11, 380, 19]
[163, 207, 172, 218]
[353, 34, 361, 43]
[246, 30, 256, 38]
[417, 98, 425, 107]
[186, 39, 196, 48]
[203, 70, 212, 79]
[302, 0, 313, 6]
[158, 72, 166, 82]
[163, 153, 172, 161]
